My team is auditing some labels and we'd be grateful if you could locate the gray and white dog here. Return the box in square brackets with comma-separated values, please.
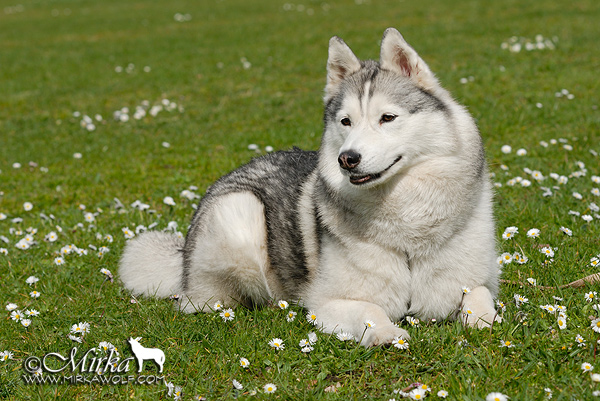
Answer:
[119, 28, 500, 346]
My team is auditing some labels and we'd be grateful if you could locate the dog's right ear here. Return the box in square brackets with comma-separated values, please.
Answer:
[325, 36, 361, 103]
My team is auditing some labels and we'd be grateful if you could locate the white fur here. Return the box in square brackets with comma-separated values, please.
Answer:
[179, 191, 275, 313]
[119, 231, 184, 298]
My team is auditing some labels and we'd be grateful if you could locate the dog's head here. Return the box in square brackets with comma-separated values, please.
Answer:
[320, 28, 461, 189]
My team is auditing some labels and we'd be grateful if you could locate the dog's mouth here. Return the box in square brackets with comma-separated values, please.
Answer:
[349, 156, 402, 186]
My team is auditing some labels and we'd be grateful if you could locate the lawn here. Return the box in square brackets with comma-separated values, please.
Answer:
[1, 0, 600, 399]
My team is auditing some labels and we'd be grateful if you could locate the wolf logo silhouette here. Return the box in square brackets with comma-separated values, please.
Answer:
[127, 337, 165, 373]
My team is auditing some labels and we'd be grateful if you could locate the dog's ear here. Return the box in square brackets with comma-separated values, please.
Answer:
[325, 36, 361, 102]
[380, 28, 438, 91]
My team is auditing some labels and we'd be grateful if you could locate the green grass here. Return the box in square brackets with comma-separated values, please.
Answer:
[1, 0, 600, 399]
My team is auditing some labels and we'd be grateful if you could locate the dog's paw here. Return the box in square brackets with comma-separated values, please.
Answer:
[463, 308, 502, 328]
[361, 325, 410, 347]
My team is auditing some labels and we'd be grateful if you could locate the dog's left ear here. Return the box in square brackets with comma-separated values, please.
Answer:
[380, 28, 439, 92]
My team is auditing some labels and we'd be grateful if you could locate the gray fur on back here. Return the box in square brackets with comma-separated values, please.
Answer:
[182, 148, 319, 296]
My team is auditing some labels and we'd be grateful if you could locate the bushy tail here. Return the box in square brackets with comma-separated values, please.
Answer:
[119, 231, 185, 298]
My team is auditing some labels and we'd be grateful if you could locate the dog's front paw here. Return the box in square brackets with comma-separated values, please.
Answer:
[361, 325, 410, 347]
[463, 307, 501, 328]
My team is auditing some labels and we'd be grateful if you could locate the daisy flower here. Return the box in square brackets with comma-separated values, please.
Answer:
[527, 228, 540, 238]
[84, 212, 95, 223]
[232, 379, 243, 390]
[486, 393, 508, 401]
[364, 320, 376, 329]
[306, 311, 318, 325]
[502, 226, 518, 240]
[516, 148, 527, 156]
[0, 351, 14, 361]
[499, 252, 513, 264]
[540, 304, 556, 313]
[25, 309, 40, 317]
[286, 311, 297, 322]
[98, 341, 116, 353]
[336, 331, 354, 341]
[575, 334, 586, 347]
[592, 188, 600, 197]
[500, 340, 515, 348]
[392, 336, 409, 350]
[527, 278, 537, 286]
[559, 227, 572, 236]
[54, 257, 65, 265]
[531, 170, 545, 181]
[557, 316, 567, 330]
[591, 257, 600, 267]
[268, 338, 284, 350]
[582, 362, 594, 372]
[514, 253, 528, 264]
[501, 145, 512, 154]
[307, 331, 317, 345]
[213, 301, 223, 311]
[437, 390, 449, 398]
[462, 287, 471, 294]
[71, 322, 90, 336]
[5, 303, 17, 311]
[15, 240, 30, 250]
[25, 276, 39, 285]
[21, 319, 32, 327]
[408, 388, 427, 400]
[592, 374, 600, 383]
[514, 294, 528, 307]
[582, 214, 593, 222]
[239, 357, 250, 368]
[540, 247, 554, 258]
[29, 291, 40, 298]
[573, 192, 583, 200]
[277, 300, 289, 309]
[591, 318, 600, 333]
[219, 308, 235, 321]
[585, 292, 597, 302]
[406, 316, 420, 327]
[23, 202, 33, 211]
[122, 227, 135, 239]
[163, 196, 176, 206]
[100, 268, 113, 279]
[496, 300, 506, 313]
[10, 310, 23, 321]
[0, 248, 7, 255]
[69, 335, 83, 343]
[301, 345, 314, 353]
[263, 383, 277, 394]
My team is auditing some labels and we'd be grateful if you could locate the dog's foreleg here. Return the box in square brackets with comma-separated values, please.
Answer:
[461, 285, 501, 328]
[312, 299, 409, 347]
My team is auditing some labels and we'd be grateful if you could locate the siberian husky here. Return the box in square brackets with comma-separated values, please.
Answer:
[119, 28, 500, 346]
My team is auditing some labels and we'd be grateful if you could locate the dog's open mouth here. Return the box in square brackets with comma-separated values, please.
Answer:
[349, 156, 402, 185]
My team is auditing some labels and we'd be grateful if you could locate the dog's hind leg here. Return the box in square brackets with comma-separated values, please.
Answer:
[180, 191, 278, 313]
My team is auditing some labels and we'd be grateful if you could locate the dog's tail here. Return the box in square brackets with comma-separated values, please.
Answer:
[119, 231, 185, 298]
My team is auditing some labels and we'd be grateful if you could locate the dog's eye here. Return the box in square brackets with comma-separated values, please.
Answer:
[380, 114, 396, 123]
[340, 117, 351, 126]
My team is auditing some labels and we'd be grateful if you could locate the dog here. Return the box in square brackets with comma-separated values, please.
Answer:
[119, 28, 500, 346]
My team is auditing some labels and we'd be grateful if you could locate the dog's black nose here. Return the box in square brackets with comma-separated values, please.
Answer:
[338, 150, 361, 170]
